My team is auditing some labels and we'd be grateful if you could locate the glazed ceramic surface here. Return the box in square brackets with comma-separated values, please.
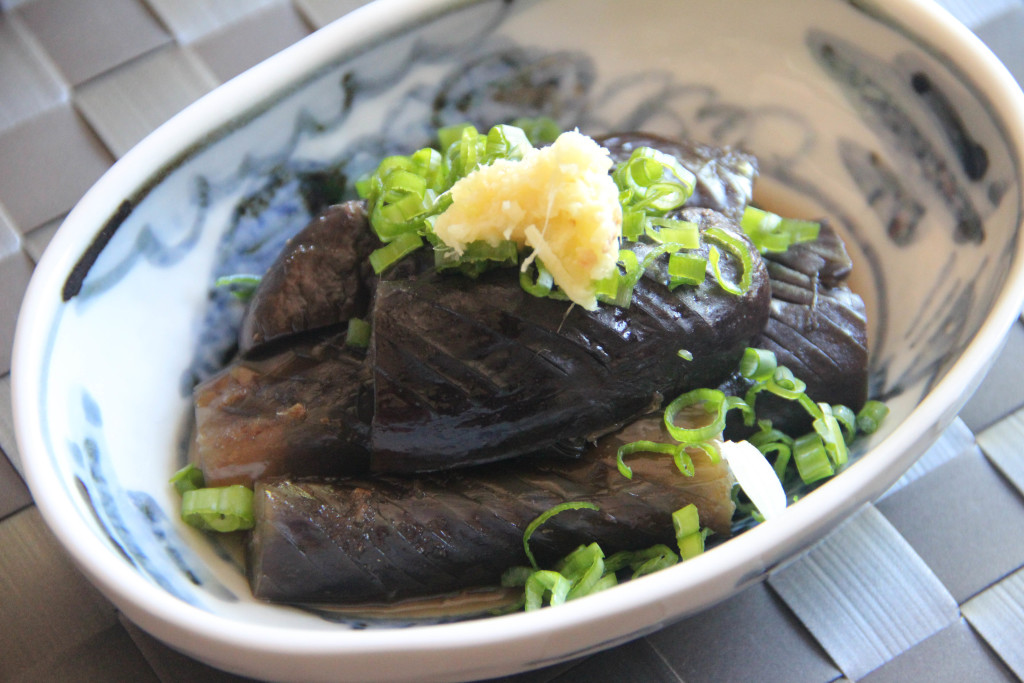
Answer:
[13, 0, 1024, 681]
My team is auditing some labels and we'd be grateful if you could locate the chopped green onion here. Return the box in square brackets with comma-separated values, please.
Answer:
[214, 273, 262, 300]
[522, 501, 599, 570]
[500, 565, 533, 587]
[673, 447, 696, 476]
[668, 253, 707, 288]
[519, 259, 555, 298]
[663, 388, 730, 444]
[628, 545, 680, 578]
[672, 504, 700, 537]
[832, 404, 858, 442]
[677, 531, 706, 561]
[169, 463, 204, 495]
[437, 123, 473, 154]
[180, 485, 254, 532]
[856, 400, 889, 434]
[485, 124, 533, 162]
[621, 209, 647, 241]
[705, 227, 753, 296]
[673, 505, 708, 561]
[557, 543, 606, 600]
[792, 432, 834, 483]
[741, 206, 821, 254]
[345, 317, 371, 348]
[813, 403, 848, 467]
[615, 440, 679, 479]
[613, 147, 696, 213]
[678, 349, 693, 361]
[648, 219, 700, 248]
[437, 239, 518, 273]
[738, 348, 778, 381]
[525, 570, 572, 610]
[368, 232, 424, 274]
[510, 116, 561, 145]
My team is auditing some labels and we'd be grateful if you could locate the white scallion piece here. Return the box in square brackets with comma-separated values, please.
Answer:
[719, 440, 787, 520]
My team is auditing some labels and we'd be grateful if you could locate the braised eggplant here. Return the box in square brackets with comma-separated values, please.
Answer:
[239, 201, 379, 357]
[195, 211, 770, 482]
[248, 417, 734, 605]
[719, 222, 868, 438]
[184, 127, 877, 615]
[371, 207, 770, 472]
[598, 132, 758, 221]
[193, 333, 373, 487]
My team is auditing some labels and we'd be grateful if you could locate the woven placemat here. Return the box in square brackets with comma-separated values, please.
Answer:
[1, 1, 1022, 680]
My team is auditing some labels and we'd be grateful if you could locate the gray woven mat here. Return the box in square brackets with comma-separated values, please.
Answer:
[1, 1, 1023, 680]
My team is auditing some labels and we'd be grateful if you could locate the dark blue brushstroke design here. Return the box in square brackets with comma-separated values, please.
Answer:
[81, 391, 102, 428]
[808, 30, 985, 244]
[182, 168, 341, 391]
[431, 47, 595, 132]
[839, 138, 925, 245]
[75, 178, 210, 305]
[875, 278, 976, 401]
[910, 71, 988, 181]
[62, 200, 133, 301]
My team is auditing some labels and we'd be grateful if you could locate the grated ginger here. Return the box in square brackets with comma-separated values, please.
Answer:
[432, 130, 622, 310]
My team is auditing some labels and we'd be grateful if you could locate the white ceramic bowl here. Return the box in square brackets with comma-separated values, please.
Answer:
[13, 0, 1024, 681]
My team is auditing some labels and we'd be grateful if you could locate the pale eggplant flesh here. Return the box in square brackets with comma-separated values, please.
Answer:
[247, 417, 735, 605]
[193, 333, 373, 487]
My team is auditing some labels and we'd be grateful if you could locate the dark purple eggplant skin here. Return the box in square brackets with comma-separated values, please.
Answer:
[247, 418, 734, 605]
[238, 201, 379, 357]
[598, 133, 758, 222]
[193, 332, 373, 487]
[720, 222, 869, 438]
[370, 207, 771, 473]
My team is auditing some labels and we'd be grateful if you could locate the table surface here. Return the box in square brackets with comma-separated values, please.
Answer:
[2, 1, 1024, 681]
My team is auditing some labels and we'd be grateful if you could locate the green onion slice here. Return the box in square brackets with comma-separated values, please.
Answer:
[345, 317, 371, 348]
[510, 116, 561, 145]
[368, 232, 424, 274]
[668, 253, 707, 288]
[615, 440, 679, 479]
[519, 259, 555, 298]
[856, 400, 889, 434]
[180, 485, 254, 533]
[705, 227, 753, 296]
[214, 273, 261, 300]
[740, 206, 821, 254]
[169, 463, 204, 495]
[524, 570, 573, 610]
[522, 501, 600, 570]
[738, 348, 778, 382]
[792, 432, 834, 483]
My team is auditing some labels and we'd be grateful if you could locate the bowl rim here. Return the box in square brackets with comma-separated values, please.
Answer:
[12, 0, 1024, 679]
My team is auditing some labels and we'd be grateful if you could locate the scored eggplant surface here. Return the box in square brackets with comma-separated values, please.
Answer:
[194, 211, 770, 483]
[248, 418, 734, 605]
[370, 206, 770, 472]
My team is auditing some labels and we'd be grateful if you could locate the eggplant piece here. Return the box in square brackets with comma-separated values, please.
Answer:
[196, 207, 768, 482]
[370, 207, 770, 472]
[598, 133, 758, 221]
[193, 332, 373, 487]
[238, 201, 379, 357]
[247, 417, 735, 605]
[720, 222, 869, 437]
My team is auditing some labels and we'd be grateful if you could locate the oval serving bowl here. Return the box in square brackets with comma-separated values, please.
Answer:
[13, 0, 1024, 681]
